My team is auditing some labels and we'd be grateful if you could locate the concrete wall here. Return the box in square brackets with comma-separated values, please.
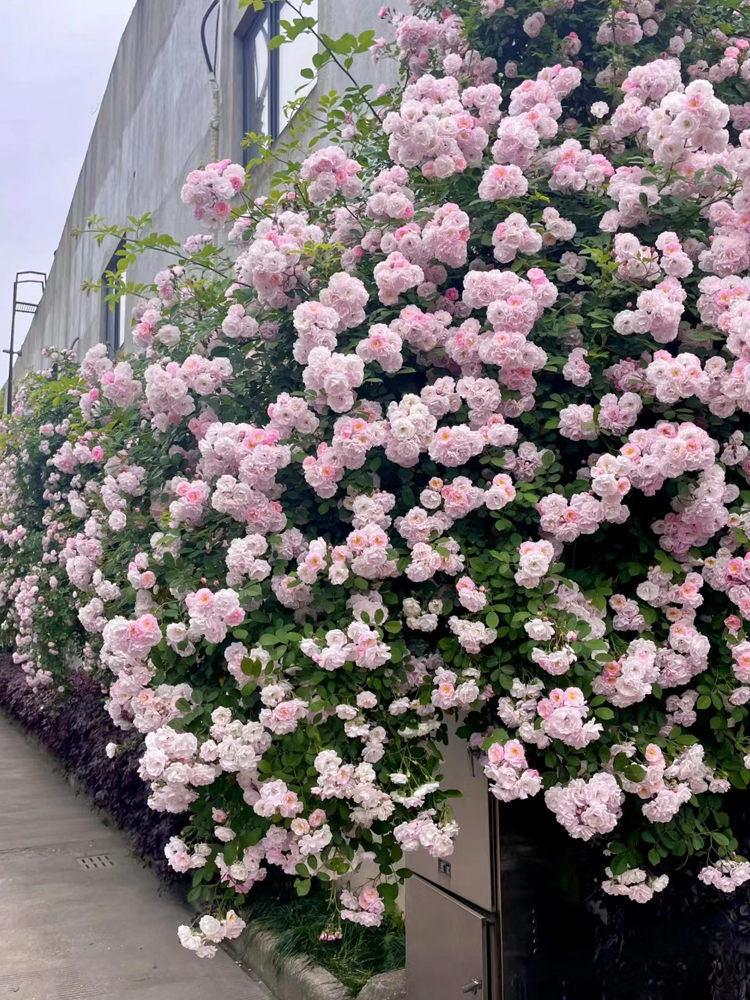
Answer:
[13, 0, 403, 386]
[15, 0, 213, 381]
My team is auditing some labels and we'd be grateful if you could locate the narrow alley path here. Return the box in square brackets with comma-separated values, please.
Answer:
[0, 712, 270, 999]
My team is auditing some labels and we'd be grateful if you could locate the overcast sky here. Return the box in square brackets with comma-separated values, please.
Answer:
[0, 0, 137, 366]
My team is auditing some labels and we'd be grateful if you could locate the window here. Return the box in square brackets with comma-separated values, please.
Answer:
[240, 0, 318, 161]
[241, 8, 272, 145]
[277, 1, 318, 133]
[100, 242, 125, 357]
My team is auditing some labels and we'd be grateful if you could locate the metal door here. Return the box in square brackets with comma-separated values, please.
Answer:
[495, 798, 600, 1000]
[405, 721, 495, 911]
[406, 875, 492, 1000]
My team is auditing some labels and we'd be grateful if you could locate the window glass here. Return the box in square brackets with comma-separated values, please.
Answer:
[102, 300, 120, 356]
[277, 0, 318, 131]
[100, 247, 123, 356]
[242, 11, 271, 142]
[241, 0, 318, 157]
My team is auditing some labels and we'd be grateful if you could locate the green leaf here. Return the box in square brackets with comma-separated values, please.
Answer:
[674, 734, 699, 745]
[609, 854, 631, 876]
[613, 752, 630, 772]
[241, 656, 262, 677]
[648, 848, 661, 867]
[379, 882, 398, 903]
[623, 764, 646, 783]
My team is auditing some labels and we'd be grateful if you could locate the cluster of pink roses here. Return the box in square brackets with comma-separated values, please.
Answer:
[180, 159, 245, 228]
[299, 146, 363, 204]
[483, 738, 542, 803]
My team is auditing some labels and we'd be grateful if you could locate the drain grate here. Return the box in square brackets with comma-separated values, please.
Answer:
[77, 855, 116, 870]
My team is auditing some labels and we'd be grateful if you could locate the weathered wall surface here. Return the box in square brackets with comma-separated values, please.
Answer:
[14, 0, 404, 386]
[15, 0, 213, 381]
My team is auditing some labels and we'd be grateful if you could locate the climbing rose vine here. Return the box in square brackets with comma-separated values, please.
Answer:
[3, 0, 750, 955]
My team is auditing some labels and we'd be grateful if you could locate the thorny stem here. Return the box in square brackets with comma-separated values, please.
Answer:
[283, 0, 381, 120]
[83, 226, 246, 289]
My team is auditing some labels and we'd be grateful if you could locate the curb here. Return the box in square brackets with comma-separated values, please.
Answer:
[225, 926, 350, 1000]
[223, 927, 405, 1000]
[358, 969, 407, 1000]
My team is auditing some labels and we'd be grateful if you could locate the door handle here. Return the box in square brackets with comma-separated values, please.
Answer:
[462, 980, 482, 995]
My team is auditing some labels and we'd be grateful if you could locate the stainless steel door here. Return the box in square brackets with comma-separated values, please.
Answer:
[406, 875, 491, 1000]
[405, 720, 494, 911]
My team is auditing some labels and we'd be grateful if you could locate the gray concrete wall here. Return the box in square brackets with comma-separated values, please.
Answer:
[15, 0, 214, 381]
[13, 0, 404, 387]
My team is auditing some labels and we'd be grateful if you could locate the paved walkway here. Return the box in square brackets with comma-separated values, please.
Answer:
[0, 712, 270, 1000]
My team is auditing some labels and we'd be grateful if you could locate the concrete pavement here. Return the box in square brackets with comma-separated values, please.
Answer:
[0, 712, 271, 1000]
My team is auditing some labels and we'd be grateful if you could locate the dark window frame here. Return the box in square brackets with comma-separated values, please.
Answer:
[100, 240, 125, 357]
[239, 5, 280, 163]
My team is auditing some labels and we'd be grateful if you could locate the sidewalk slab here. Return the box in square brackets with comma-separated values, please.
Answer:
[0, 712, 270, 1000]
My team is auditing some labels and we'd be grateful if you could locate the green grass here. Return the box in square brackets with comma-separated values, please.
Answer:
[246, 890, 405, 996]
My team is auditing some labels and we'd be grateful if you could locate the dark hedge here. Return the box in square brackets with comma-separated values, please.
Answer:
[0, 654, 182, 878]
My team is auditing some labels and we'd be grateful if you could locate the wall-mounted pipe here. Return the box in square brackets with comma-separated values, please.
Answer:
[200, 0, 221, 162]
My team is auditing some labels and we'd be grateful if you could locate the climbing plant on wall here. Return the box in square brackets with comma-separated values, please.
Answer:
[2, 0, 750, 958]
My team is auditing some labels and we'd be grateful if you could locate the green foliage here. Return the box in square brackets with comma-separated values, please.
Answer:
[247, 890, 405, 995]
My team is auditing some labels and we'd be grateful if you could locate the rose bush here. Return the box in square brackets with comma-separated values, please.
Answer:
[2, 0, 750, 957]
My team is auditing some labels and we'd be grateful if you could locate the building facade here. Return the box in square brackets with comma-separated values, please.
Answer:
[11, 0, 399, 388]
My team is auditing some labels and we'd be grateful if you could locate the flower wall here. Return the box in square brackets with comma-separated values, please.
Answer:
[2, 0, 750, 957]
